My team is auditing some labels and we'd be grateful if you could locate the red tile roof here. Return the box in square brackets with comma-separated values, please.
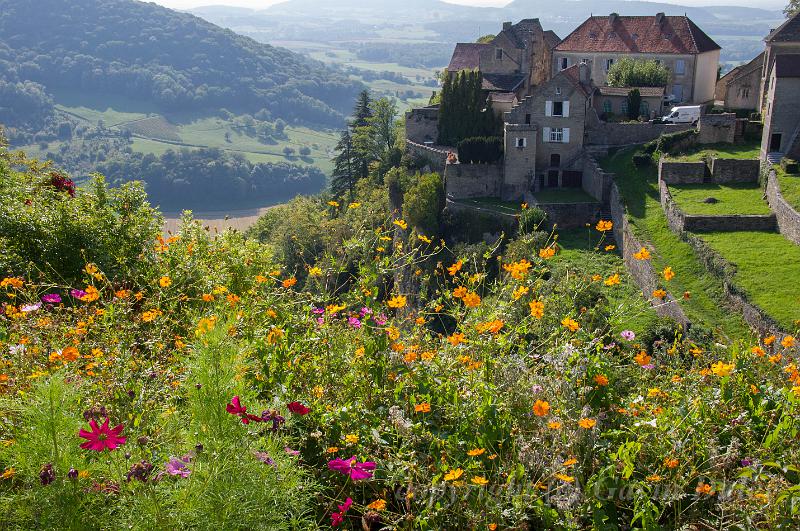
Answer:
[596, 86, 665, 97]
[555, 15, 720, 55]
[560, 64, 593, 97]
[447, 43, 490, 71]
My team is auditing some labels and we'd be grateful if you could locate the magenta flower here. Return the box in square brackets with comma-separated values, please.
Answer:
[330, 497, 353, 527]
[70, 289, 87, 300]
[359, 307, 373, 317]
[226, 396, 262, 424]
[165, 456, 191, 478]
[287, 401, 310, 415]
[312, 307, 325, 315]
[373, 314, 387, 326]
[78, 418, 127, 451]
[284, 447, 300, 456]
[328, 456, 376, 480]
[348, 317, 362, 329]
[620, 330, 636, 341]
[42, 293, 62, 304]
[21, 303, 41, 313]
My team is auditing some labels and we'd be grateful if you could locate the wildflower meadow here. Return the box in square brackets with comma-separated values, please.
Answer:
[1, 139, 800, 529]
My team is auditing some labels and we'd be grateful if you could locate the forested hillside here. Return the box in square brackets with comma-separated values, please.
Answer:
[0, 0, 360, 127]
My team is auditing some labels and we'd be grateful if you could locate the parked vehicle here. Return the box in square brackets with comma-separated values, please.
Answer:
[662, 105, 702, 124]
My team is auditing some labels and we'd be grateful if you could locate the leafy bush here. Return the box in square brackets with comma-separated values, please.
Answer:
[632, 151, 653, 167]
[518, 205, 547, 235]
[456, 136, 503, 164]
[607, 58, 670, 88]
[781, 158, 799, 174]
[403, 172, 444, 235]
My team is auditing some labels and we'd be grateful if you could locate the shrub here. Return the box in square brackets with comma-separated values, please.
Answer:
[627, 89, 642, 121]
[607, 58, 670, 88]
[403, 172, 444, 235]
[632, 151, 652, 168]
[456, 136, 503, 164]
[781, 158, 799, 174]
[654, 129, 698, 156]
[518, 206, 547, 235]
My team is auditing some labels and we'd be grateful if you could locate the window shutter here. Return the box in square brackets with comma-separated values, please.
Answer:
[563, 101, 570, 118]
[545, 101, 552, 117]
[562, 128, 570, 143]
[543, 127, 551, 143]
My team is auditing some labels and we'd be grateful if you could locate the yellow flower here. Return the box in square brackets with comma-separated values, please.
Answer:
[326, 447, 339, 454]
[366, 499, 386, 511]
[664, 457, 679, 468]
[471, 476, 489, 486]
[554, 473, 574, 483]
[393, 219, 408, 230]
[452, 286, 468, 299]
[0, 277, 23, 289]
[529, 300, 544, 319]
[595, 220, 613, 232]
[578, 418, 596, 429]
[414, 402, 431, 413]
[562, 457, 577, 466]
[467, 448, 485, 457]
[539, 246, 556, 259]
[782, 335, 796, 348]
[462, 292, 481, 308]
[448, 261, 463, 276]
[764, 335, 776, 346]
[561, 317, 579, 332]
[417, 234, 432, 244]
[513, 286, 529, 300]
[81, 286, 100, 302]
[652, 289, 667, 300]
[604, 244, 616, 251]
[604, 273, 620, 286]
[448, 332, 466, 346]
[593, 374, 609, 386]
[387, 295, 407, 309]
[634, 351, 651, 366]
[327, 200, 339, 207]
[710, 361, 734, 377]
[547, 421, 562, 429]
[647, 474, 663, 482]
[633, 247, 651, 260]
[308, 266, 323, 277]
[345, 434, 359, 445]
[662, 266, 675, 281]
[532, 399, 550, 417]
[444, 468, 464, 481]
[751, 346, 766, 357]
[0, 467, 15, 479]
[696, 482, 714, 495]
[159, 276, 172, 288]
[475, 319, 504, 335]
[348, 202, 361, 209]
[503, 259, 532, 280]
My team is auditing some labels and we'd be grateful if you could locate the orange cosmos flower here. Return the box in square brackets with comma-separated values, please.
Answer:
[578, 418, 596, 429]
[633, 247, 651, 260]
[561, 317, 579, 332]
[532, 399, 550, 417]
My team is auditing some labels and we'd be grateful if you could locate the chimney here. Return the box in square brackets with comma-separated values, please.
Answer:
[656, 12, 665, 25]
[579, 62, 590, 85]
[609, 13, 618, 25]
[503, 21, 512, 31]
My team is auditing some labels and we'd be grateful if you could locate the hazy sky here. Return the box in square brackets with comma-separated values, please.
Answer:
[152, 0, 787, 11]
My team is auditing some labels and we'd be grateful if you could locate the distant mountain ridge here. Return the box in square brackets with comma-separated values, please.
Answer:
[0, 0, 362, 126]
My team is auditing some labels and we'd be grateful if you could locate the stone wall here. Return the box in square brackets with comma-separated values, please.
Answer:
[765, 168, 800, 245]
[586, 115, 693, 147]
[405, 106, 439, 144]
[697, 113, 737, 144]
[658, 159, 707, 184]
[608, 181, 690, 326]
[536, 201, 602, 230]
[445, 162, 503, 199]
[581, 155, 614, 203]
[660, 180, 776, 233]
[406, 140, 448, 173]
[710, 158, 760, 183]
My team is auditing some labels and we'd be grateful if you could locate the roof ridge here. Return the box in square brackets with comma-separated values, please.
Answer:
[684, 16, 699, 55]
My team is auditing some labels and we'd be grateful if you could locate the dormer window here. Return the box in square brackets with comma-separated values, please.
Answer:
[560, 57, 568, 70]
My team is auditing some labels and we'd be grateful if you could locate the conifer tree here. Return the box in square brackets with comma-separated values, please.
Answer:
[331, 129, 357, 198]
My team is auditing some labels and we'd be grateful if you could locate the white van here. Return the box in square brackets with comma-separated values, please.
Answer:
[662, 105, 702, 125]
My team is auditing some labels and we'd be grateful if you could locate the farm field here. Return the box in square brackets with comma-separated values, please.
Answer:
[668, 183, 771, 216]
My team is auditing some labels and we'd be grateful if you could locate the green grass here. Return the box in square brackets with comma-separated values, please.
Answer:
[455, 197, 522, 214]
[556, 228, 660, 335]
[777, 166, 800, 212]
[668, 183, 771, 216]
[601, 148, 753, 341]
[700, 231, 800, 330]
[666, 140, 761, 162]
[533, 188, 598, 204]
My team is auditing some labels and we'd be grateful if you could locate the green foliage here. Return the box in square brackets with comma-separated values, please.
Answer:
[781, 158, 799, 174]
[642, 129, 699, 157]
[403, 172, 444, 235]
[518, 206, 547, 235]
[456, 136, 503, 164]
[632, 151, 653, 167]
[476, 34, 496, 43]
[437, 70, 500, 146]
[607, 58, 670, 88]
[626, 89, 642, 120]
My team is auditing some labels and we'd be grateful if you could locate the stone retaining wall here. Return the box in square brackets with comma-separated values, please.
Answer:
[406, 140, 448, 173]
[586, 121, 693, 147]
[698, 113, 736, 144]
[445, 162, 503, 199]
[535, 201, 602, 230]
[660, 180, 777, 233]
[405, 106, 439, 144]
[608, 180, 690, 326]
[582, 155, 614, 203]
[710, 158, 760, 183]
[765, 168, 800, 245]
[658, 159, 707, 184]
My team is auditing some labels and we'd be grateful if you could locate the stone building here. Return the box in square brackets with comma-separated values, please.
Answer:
[446, 19, 560, 102]
[761, 54, 800, 161]
[503, 64, 594, 197]
[593, 86, 665, 120]
[760, 11, 800, 112]
[553, 13, 721, 104]
[715, 53, 763, 111]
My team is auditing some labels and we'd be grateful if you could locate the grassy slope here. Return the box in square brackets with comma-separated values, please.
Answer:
[668, 183, 771, 215]
[557, 228, 659, 335]
[666, 141, 761, 162]
[777, 167, 800, 212]
[602, 149, 752, 341]
[700, 231, 800, 329]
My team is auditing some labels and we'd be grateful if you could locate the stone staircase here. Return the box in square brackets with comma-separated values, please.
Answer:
[767, 152, 784, 165]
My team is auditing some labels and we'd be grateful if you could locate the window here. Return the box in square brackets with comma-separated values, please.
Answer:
[495, 48, 503, 60]
[552, 101, 564, 116]
[621, 100, 628, 115]
[515, 137, 526, 148]
[524, 113, 531, 125]
[640, 101, 650, 117]
[560, 57, 568, 70]
[672, 84, 684, 102]
[550, 128, 563, 143]
[555, 87, 561, 95]
[603, 100, 612, 114]
[550, 153, 561, 167]
[740, 87, 750, 99]
[675, 59, 685, 75]
[581, 58, 589, 65]
[605, 58, 615, 71]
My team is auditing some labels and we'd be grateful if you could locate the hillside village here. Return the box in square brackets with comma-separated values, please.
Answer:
[406, 10, 800, 336]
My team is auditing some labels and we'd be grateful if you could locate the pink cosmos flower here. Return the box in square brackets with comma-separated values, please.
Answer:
[21, 303, 41, 313]
[620, 330, 636, 341]
[42, 293, 62, 304]
[70, 289, 87, 300]
[78, 418, 126, 451]
[226, 396, 262, 424]
[165, 456, 191, 478]
[287, 401, 310, 415]
[348, 317, 362, 329]
[373, 314, 387, 326]
[328, 456, 376, 480]
[284, 447, 300, 456]
[312, 307, 325, 315]
[331, 497, 353, 527]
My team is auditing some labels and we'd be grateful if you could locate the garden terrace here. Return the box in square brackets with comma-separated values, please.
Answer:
[663, 140, 761, 162]
[777, 166, 800, 213]
[531, 188, 598, 204]
[667, 183, 771, 216]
